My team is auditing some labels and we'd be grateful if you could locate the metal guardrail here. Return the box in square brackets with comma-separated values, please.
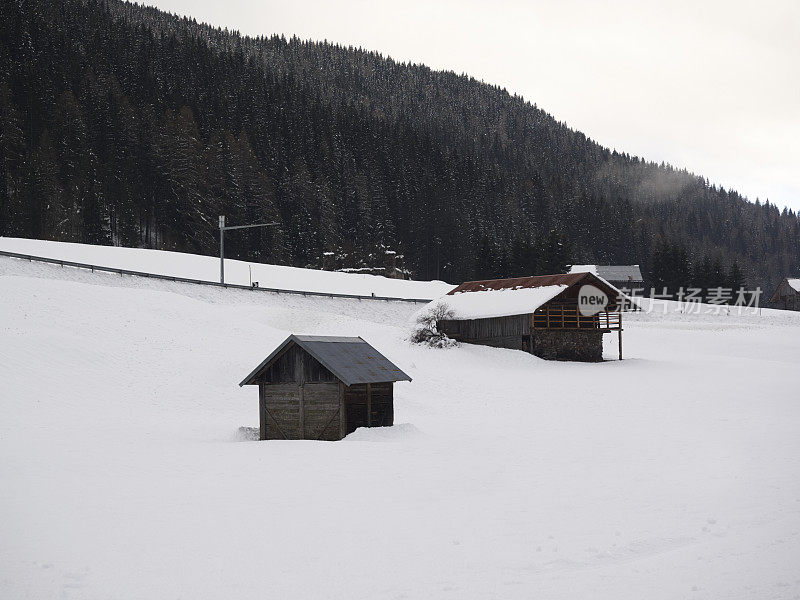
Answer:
[0, 250, 434, 304]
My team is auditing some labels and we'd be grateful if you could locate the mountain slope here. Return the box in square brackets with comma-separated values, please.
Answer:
[0, 0, 797, 289]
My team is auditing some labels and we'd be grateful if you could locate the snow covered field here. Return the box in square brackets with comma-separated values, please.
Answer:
[1, 242, 799, 600]
[0, 237, 451, 299]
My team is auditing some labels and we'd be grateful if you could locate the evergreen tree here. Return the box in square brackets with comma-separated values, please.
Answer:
[728, 260, 745, 295]
[0, 0, 796, 291]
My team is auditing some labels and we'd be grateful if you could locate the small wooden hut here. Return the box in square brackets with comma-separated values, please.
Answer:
[239, 335, 411, 440]
[435, 273, 623, 361]
[769, 278, 800, 311]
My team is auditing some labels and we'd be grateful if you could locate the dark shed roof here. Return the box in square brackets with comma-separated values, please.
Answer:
[595, 265, 643, 282]
[239, 335, 412, 387]
[448, 272, 619, 298]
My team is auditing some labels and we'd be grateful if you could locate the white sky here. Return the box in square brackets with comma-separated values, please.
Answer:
[143, 0, 800, 212]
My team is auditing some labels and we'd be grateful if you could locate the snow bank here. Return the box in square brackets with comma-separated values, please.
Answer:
[0, 237, 452, 299]
[344, 423, 425, 442]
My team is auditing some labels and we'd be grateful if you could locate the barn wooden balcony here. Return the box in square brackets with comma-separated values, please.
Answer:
[531, 303, 622, 331]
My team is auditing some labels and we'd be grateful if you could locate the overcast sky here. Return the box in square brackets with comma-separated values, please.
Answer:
[143, 0, 800, 211]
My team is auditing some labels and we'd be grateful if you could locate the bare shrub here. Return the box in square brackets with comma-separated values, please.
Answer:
[410, 302, 458, 348]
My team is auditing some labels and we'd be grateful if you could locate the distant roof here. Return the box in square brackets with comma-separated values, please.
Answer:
[239, 335, 412, 387]
[424, 272, 618, 320]
[569, 264, 643, 282]
[788, 279, 800, 293]
[448, 272, 598, 294]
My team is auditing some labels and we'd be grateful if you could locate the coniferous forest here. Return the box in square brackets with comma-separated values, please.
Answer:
[1, 0, 798, 292]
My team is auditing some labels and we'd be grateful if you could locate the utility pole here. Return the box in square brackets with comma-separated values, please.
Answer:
[219, 216, 225, 284]
[218, 215, 280, 284]
[433, 235, 442, 281]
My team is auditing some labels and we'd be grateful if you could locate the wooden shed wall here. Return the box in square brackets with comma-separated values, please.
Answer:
[772, 281, 800, 311]
[259, 382, 342, 441]
[437, 314, 529, 350]
[259, 344, 338, 384]
[343, 382, 393, 435]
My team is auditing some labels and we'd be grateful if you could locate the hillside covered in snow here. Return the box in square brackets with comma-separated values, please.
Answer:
[1, 242, 799, 599]
[0, 238, 452, 299]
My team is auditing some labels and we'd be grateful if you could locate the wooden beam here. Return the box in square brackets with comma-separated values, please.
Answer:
[339, 383, 346, 439]
[298, 386, 305, 439]
[258, 383, 267, 441]
[387, 384, 394, 426]
[618, 312, 623, 360]
[265, 406, 289, 439]
[316, 407, 341, 441]
[366, 382, 372, 427]
[296, 350, 305, 439]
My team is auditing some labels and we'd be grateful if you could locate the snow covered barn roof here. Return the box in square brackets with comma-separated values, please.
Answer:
[435, 284, 567, 320]
[569, 264, 643, 282]
[239, 335, 412, 387]
[788, 279, 800, 293]
[428, 272, 619, 321]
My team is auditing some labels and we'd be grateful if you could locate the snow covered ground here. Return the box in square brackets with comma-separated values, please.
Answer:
[0, 237, 452, 299]
[1, 243, 799, 600]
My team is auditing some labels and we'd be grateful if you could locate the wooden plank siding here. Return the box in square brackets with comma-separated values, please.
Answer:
[262, 383, 301, 439]
[302, 383, 342, 441]
[258, 344, 338, 385]
[437, 314, 529, 350]
[771, 280, 800, 311]
[255, 344, 395, 440]
[260, 382, 342, 440]
[343, 382, 393, 435]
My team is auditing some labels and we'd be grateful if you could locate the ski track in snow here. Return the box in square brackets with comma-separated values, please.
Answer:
[1, 241, 800, 600]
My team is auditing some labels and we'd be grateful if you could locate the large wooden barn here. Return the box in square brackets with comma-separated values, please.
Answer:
[240, 335, 411, 440]
[435, 273, 623, 361]
[769, 278, 800, 311]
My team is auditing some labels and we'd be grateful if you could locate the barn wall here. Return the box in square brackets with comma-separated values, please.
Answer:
[530, 330, 604, 362]
[343, 383, 394, 435]
[437, 315, 529, 350]
[439, 313, 610, 360]
[773, 281, 800, 311]
[260, 382, 341, 440]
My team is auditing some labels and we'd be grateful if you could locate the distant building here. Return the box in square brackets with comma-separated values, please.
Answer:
[769, 278, 800, 311]
[568, 264, 644, 292]
[323, 250, 411, 279]
[240, 335, 411, 440]
[433, 272, 624, 362]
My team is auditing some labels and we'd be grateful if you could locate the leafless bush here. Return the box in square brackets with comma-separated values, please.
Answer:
[410, 302, 458, 348]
